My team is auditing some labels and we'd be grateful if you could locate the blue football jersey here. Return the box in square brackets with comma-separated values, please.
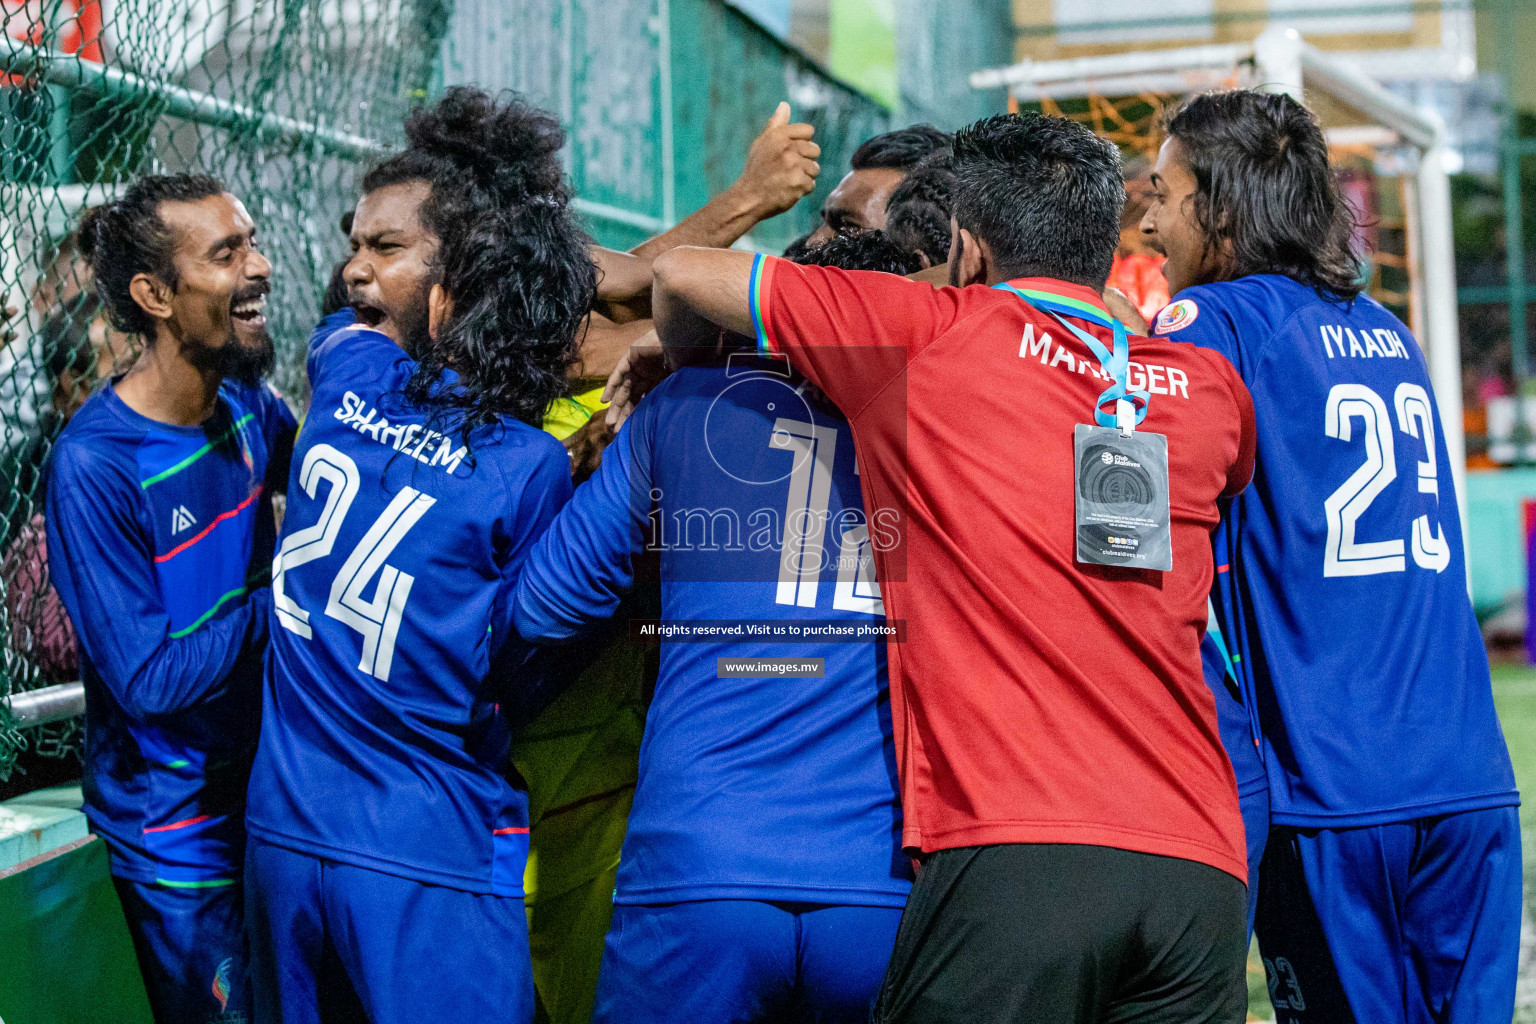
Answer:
[245, 311, 573, 895]
[1154, 276, 1517, 825]
[514, 361, 911, 907]
[1202, 615, 1266, 801]
[47, 378, 295, 885]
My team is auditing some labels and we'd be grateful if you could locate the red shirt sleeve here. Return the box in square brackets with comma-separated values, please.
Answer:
[1213, 352, 1257, 498]
[751, 255, 960, 415]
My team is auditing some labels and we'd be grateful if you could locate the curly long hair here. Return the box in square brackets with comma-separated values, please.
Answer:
[364, 87, 597, 432]
[1165, 90, 1364, 299]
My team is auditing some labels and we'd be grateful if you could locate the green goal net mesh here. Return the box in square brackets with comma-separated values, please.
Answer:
[0, 0, 446, 778]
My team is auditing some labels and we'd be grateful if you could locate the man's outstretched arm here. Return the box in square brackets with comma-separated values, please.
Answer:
[571, 311, 656, 384]
[590, 247, 656, 322]
[654, 247, 947, 420]
[631, 102, 820, 261]
[651, 247, 758, 367]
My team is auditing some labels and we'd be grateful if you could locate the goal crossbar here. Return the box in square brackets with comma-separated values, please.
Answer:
[971, 26, 1470, 572]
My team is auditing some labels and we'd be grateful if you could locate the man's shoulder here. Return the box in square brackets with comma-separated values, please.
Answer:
[1157, 275, 1326, 336]
[484, 416, 570, 484]
[308, 311, 405, 386]
[48, 395, 143, 494]
[54, 388, 141, 457]
[219, 379, 296, 432]
[1342, 291, 1412, 332]
[656, 363, 726, 394]
[626, 363, 731, 427]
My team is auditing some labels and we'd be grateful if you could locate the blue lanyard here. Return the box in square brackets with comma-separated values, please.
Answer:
[994, 283, 1149, 431]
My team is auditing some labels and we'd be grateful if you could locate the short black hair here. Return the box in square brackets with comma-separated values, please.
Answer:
[951, 113, 1123, 288]
[884, 152, 955, 267]
[780, 232, 816, 262]
[1165, 90, 1364, 299]
[788, 230, 923, 275]
[366, 87, 596, 431]
[77, 173, 226, 337]
[851, 124, 952, 173]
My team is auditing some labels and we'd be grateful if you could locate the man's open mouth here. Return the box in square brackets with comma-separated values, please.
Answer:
[231, 293, 268, 324]
[352, 302, 386, 328]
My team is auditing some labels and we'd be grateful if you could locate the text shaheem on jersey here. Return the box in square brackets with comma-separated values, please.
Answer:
[246, 310, 574, 894]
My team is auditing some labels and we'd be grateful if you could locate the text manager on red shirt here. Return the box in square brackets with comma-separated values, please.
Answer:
[651, 113, 1260, 1024]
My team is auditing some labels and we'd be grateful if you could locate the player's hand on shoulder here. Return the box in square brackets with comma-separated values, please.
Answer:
[1103, 287, 1150, 336]
[730, 102, 821, 220]
[603, 329, 667, 431]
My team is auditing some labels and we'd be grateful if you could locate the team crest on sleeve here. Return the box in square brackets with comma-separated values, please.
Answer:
[1154, 299, 1199, 335]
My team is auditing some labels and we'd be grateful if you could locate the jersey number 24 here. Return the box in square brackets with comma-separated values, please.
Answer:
[270, 443, 435, 682]
[1323, 382, 1450, 577]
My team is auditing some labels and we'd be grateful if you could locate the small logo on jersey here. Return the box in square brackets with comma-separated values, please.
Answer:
[170, 505, 198, 535]
[704, 357, 816, 486]
[1154, 299, 1199, 334]
[212, 957, 234, 1011]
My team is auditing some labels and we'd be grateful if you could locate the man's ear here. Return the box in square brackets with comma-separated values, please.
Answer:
[428, 283, 453, 341]
[127, 274, 174, 323]
[952, 227, 988, 288]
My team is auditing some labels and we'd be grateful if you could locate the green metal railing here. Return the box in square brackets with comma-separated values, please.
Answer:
[0, 0, 892, 780]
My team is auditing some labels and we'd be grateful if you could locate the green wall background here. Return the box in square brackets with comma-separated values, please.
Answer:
[439, 0, 890, 254]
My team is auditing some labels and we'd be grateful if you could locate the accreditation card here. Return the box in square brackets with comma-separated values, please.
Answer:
[1073, 424, 1172, 571]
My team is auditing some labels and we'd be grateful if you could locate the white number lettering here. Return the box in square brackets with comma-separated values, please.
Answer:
[770, 418, 838, 608]
[1321, 382, 1452, 578]
[766, 419, 883, 616]
[272, 444, 360, 637]
[271, 444, 434, 681]
[833, 524, 885, 615]
[324, 487, 436, 682]
[1394, 383, 1450, 572]
[1324, 384, 1404, 576]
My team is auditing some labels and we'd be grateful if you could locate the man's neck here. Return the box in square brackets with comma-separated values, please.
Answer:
[114, 330, 222, 427]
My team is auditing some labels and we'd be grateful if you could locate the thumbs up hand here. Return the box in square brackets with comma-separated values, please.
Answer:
[729, 102, 821, 221]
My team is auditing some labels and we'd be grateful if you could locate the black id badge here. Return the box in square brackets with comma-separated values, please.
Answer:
[1073, 424, 1172, 572]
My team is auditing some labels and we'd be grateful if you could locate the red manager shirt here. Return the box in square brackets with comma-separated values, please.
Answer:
[750, 258, 1257, 882]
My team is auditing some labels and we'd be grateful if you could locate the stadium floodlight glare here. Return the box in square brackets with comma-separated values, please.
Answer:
[970, 26, 1470, 575]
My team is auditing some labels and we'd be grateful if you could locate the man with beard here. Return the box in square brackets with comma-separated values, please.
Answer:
[650, 113, 1258, 1023]
[46, 173, 297, 1024]
[784, 124, 951, 257]
[243, 87, 598, 1024]
[325, 95, 821, 1024]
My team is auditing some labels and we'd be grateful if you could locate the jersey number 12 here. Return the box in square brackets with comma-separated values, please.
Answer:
[1322, 382, 1450, 577]
[769, 418, 884, 615]
[271, 443, 435, 681]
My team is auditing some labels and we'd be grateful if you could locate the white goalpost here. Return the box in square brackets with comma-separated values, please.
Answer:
[971, 25, 1470, 562]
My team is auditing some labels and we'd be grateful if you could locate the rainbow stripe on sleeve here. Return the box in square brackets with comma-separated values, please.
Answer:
[749, 253, 777, 355]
